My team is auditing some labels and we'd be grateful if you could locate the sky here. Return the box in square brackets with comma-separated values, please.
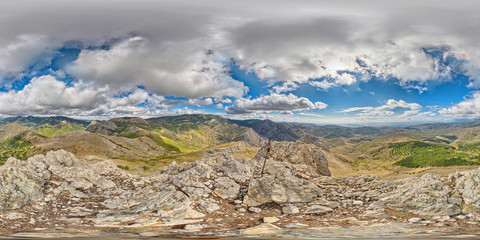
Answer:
[1, 0, 480, 126]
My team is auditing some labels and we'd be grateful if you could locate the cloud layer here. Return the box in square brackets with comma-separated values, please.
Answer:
[0, 0, 479, 123]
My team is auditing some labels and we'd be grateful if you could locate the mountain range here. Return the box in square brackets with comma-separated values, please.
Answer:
[2, 114, 480, 178]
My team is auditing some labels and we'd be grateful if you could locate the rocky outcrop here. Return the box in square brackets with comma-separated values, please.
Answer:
[4, 144, 480, 232]
[254, 141, 331, 176]
[451, 168, 480, 209]
[373, 174, 461, 216]
[243, 161, 322, 206]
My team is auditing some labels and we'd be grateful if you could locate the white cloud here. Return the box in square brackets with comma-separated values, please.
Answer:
[0, 75, 102, 114]
[439, 92, 480, 118]
[226, 93, 327, 114]
[186, 98, 214, 106]
[0, 75, 185, 118]
[0, 34, 57, 83]
[66, 36, 248, 98]
[271, 81, 299, 93]
[1, 0, 480, 121]
[341, 99, 422, 118]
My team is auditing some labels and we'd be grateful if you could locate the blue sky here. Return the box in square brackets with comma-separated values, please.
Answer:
[0, 0, 480, 126]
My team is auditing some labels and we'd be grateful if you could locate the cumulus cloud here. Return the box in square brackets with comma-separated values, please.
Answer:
[67, 36, 247, 98]
[309, 73, 357, 90]
[439, 92, 480, 118]
[0, 75, 102, 114]
[0, 74, 183, 118]
[0, 34, 58, 83]
[341, 99, 422, 117]
[186, 98, 214, 106]
[226, 93, 327, 114]
[271, 81, 299, 93]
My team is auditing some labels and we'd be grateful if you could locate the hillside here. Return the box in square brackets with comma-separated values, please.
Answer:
[87, 114, 259, 152]
[0, 116, 88, 140]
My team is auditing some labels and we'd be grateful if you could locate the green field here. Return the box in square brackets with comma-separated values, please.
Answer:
[391, 141, 480, 168]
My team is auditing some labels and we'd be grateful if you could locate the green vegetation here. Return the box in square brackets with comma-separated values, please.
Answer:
[391, 141, 480, 168]
[117, 165, 130, 170]
[147, 134, 181, 152]
[458, 142, 480, 154]
[390, 141, 453, 156]
[36, 123, 85, 137]
[0, 136, 36, 164]
[119, 131, 143, 139]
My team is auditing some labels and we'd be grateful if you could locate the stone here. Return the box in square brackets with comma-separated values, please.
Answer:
[304, 205, 334, 215]
[285, 223, 309, 228]
[282, 204, 299, 214]
[433, 215, 451, 222]
[353, 200, 364, 206]
[408, 217, 422, 223]
[5, 212, 27, 220]
[309, 199, 340, 209]
[184, 224, 204, 231]
[263, 217, 280, 223]
[241, 223, 282, 235]
[198, 201, 220, 213]
[248, 207, 261, 213]
[213, 177, 240, 199]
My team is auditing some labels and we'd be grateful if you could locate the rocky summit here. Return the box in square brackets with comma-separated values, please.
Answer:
[1, 141, 480, 237]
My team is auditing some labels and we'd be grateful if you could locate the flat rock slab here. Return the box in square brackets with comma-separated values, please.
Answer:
[304, 205, 334, 214]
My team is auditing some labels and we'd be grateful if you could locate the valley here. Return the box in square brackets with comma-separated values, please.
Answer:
[1, 114, 480, 179]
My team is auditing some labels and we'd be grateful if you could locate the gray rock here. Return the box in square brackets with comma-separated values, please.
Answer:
[244, 161, 322, 206]
[282, 204, 300, 214]
[408, 217, 422, 223]
[263, 217, 280, 223]
[304, 205, 334, 214]
[248, 207, 261, 213]
[353, 200, 364, 206]
[309, 199, 340, 209]
[213, 177, 240, 199]
[451, 168, 480, 209]
[254, 141, 331, 177]
[373, 174, 461, 216]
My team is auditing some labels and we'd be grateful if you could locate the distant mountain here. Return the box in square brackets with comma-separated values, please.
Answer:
[229, 119, 301, 141]
[0, 116, 89, 140]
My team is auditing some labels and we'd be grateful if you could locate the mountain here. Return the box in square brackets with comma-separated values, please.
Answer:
[33, 130, 165, 160]
[229, 119, 304, 141]
[232, 128, 266, 147]
[0, 116, 89, 139]
[86, 114, 252, 152]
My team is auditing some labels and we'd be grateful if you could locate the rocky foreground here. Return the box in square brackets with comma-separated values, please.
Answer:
[1, 141, 480, 238]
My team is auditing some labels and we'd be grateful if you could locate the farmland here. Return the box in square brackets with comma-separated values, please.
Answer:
[391, 141, 480, 168]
